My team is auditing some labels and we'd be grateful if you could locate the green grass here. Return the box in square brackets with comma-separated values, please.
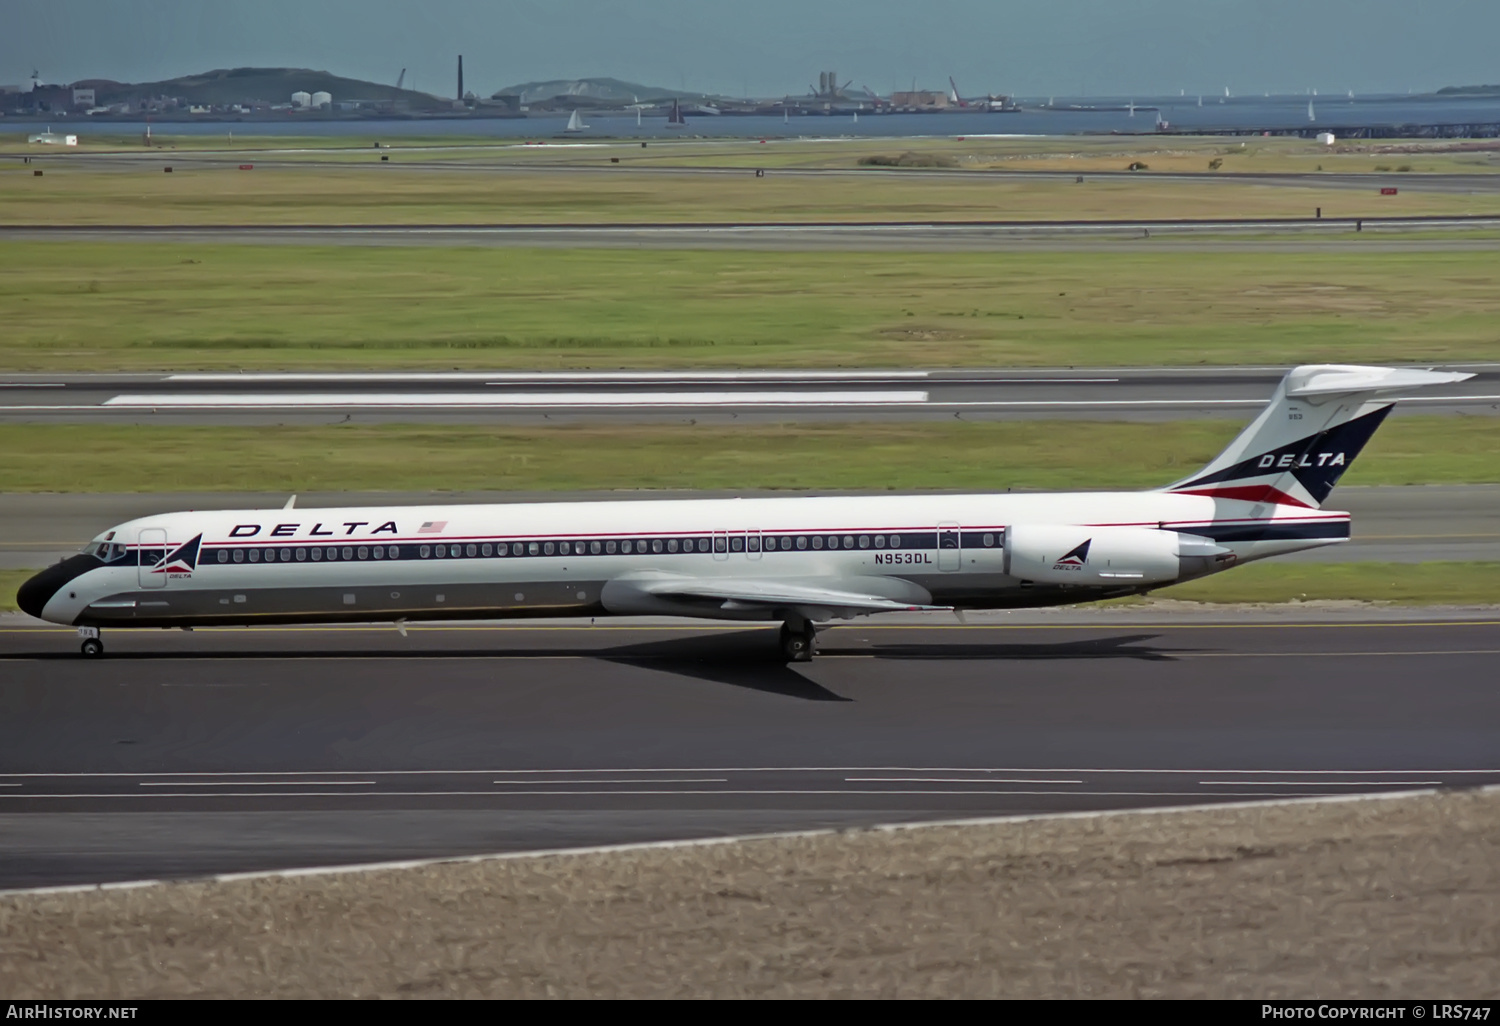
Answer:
[5, 241, 1500, 370]
[7, 562, 1500, 614]
[0, 416, 1494, 494]
[8, 163, 1491, 226]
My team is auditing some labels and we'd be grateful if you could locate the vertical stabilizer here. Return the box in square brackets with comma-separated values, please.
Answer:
[1164, 365, 1470, 508]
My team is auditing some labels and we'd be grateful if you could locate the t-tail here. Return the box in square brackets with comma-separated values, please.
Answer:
[1163, 364, 1471, 509]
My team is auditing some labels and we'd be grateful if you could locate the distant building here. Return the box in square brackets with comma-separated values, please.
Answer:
[311, 90, 331, 109]
[291, 90, 312, 108]
[891, 90, 949, 109]
[28, 131, 78, 145]
[1316, 132, 1336, 145]
[71, 87, 94, 109]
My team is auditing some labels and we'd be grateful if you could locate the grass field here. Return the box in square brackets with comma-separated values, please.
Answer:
[8, 131, 1499, 176]
[2, 163, 1493, 227]
[6, 562, 1500, 613]
[0, 415, 1494, 494]
[5, 241, 1500, 370]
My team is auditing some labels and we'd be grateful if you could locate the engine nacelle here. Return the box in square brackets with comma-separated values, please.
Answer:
[1004, 524, 1184, 586]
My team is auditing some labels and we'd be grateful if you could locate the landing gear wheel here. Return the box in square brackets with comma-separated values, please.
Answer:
[779, 622, 816, 663]
[80, 638, 104, 658]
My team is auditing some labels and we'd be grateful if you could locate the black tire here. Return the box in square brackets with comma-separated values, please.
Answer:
[779, 625, 814, 663]
[80, 638, 104, 658]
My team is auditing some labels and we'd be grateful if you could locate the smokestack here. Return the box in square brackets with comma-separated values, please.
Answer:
[457, 55, 464, 100]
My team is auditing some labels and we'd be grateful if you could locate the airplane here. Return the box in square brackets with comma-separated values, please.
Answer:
[16, 364, 1469, 662]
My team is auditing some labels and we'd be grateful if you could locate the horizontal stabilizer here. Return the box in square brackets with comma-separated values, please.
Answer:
[1284, 365, 1473, 399]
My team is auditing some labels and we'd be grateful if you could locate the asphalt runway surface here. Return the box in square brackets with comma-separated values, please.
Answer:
[7, 217, 1500, 251]
[1, 611, 1498, 890]
[2, 484, 1496, 571]
[4, 365, 1498, 424]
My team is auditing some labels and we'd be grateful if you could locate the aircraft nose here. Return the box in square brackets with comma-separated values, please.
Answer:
[16, 555, 100, 620]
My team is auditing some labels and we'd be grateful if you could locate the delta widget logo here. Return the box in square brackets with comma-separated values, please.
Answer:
[150, 534, 202, 578]
[1052, 539, 1090, 571]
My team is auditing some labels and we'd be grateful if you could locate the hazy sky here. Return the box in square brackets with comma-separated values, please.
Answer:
[5, 0, 1495, 98]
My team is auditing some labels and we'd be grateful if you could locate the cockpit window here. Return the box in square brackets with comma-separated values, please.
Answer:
[86, 541, 128, 562]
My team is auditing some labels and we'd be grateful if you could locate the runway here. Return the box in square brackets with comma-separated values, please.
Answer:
[4, 365, 1498, 424]
[6, 215, 1500, 251]
[2, 613, 1498, 889]
[2, 484, 1497, 571]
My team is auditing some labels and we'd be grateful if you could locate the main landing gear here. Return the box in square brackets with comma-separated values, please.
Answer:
[78, 626, 103, 658]
[779, 618, 817, 663]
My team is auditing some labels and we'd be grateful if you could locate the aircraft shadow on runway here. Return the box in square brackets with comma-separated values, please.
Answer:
[14, 629, 1182, 702]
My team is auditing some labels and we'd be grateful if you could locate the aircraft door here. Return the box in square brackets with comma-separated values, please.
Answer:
[938, 521, 962, 572]
[138, 527, 168, 589]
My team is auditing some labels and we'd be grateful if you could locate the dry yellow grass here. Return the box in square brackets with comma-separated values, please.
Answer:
[3, 789, 1496, 998]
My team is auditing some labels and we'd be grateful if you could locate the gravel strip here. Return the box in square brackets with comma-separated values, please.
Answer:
[3, 789, 1498, 998]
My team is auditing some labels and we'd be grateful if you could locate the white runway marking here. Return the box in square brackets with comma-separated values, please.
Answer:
[138, 780, 378, 787]
[101, 390, 930, 409]
[166, 371, 931, 383]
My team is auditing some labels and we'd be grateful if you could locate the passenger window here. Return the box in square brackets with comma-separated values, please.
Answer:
[890, 535, 901, 548]
[389, 546, 399, 559]
[667, 539, 678, 553]
[420, 545, 430, 558]
[983, 533, 994, 547]
[466, 544, 477, 557]
[312, 548, 323, 561]
[875, 535, 886, 548]
[248, 549, 260, 562]
[436, 545, 446, 558]
[606, 540, 617, 554]
[795, 537, 807, 550]
[859, 536, 870, 549]
[748, 536, 760, 552]
[529, 542, 540, 556]
[844, 535, 855, 549]
[357, 547, 369, 560]
[281, 548, 292, 561]
[217, 551, 228, 563]
[698, 538, 711, 553]
[513, 543, 524, 556]
[372, 547, 383, 560]
[265, 549, 276, 562]
[591, 541, 602, 554]
[344, 547, 355, 560]
[651, 539, 662, 553]
[714, 536, 727, 553]
[482, 544, 492, 557]
[730, 537, 743, 552]
[812, 536, 823, 550]
[233, 550, 244, 563]
[297, 549, 307, 561]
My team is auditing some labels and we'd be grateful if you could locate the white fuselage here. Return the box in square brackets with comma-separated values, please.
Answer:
[29, 490, 1348, 629]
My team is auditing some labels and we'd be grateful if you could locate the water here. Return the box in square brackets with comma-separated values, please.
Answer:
[21, 93, 1500, 141]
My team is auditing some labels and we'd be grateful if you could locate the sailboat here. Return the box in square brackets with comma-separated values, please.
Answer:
[852, 110, 858, 124]
[667, 98, 686, 128]
[1307, 99, 1316, 122]
[563, 109, 587, 133]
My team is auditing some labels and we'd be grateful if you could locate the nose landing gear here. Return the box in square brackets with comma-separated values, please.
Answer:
[778, 618, 817, 663]
[78, 626, 104, 658]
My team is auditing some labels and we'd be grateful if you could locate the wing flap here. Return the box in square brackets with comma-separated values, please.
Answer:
[646, 576, 945, 613]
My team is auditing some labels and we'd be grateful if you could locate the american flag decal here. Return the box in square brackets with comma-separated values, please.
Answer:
[418, 521, 448, 534]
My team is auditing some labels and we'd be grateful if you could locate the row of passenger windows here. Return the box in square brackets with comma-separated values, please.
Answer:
[206, 532, 1004, 564]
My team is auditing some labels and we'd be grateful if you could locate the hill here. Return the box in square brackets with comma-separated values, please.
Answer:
[492, 77, 708, 105]
[78, 67, 444, 107]
[1435, 84, 1500, 97]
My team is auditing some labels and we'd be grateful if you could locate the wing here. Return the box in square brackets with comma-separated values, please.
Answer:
[601, 572, 947, 620]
